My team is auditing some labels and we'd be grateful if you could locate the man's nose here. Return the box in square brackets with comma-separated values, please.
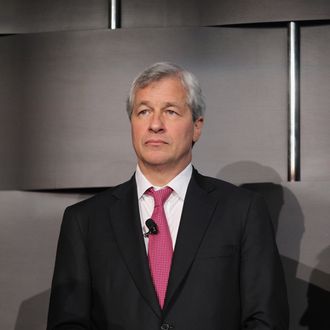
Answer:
[149, 112, 165, 132]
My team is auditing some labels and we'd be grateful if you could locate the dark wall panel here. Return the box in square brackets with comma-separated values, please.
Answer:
[112, 0, 330, 28]
[301, 25, 330, 181]
[201, 0, 330, 25]
[0, 27, 287, 189]
[2, 0, 330, 33]
[0, 0, 108, 33]
[0, 37, 23, 189]
[121, 0, 200, 27]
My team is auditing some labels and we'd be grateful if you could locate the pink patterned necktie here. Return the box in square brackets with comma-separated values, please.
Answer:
[145, 186, 173, 309]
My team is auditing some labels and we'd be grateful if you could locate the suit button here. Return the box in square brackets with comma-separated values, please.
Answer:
[160, 323, 172, 330]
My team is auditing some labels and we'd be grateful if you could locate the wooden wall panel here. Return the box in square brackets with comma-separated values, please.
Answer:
[0, 27, 287, 189]
[0, 37, 23, 188]
[2, 0, 330, 34]
[0, 0, 108, 33]
[201, 0, 330, 26]
[121, 0, 200, 27]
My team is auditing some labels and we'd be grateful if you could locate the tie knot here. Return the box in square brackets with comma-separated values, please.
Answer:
[146, 186, 173, 206]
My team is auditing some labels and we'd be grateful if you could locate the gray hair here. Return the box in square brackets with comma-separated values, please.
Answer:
[126, 62, 205, 121]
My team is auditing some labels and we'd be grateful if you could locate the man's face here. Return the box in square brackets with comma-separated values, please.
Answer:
[131, 76, 203, 173]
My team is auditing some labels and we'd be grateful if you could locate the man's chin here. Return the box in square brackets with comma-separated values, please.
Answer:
[144, 159, 170, 168]
[138, 156, 173, 169]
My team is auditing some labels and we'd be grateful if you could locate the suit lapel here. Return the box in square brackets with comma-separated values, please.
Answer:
[163, 170, 218, 312]
[108, 176, 161, 318]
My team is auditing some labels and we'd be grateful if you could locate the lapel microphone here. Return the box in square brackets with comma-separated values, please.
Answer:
[144, 218, 158, 237]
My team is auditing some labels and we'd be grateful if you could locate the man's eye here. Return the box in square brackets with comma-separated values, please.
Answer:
[138, 109, 149, 116]
[166, 109, 178, 116]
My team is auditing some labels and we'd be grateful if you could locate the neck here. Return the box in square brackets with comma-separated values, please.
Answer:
[138, 161, 190, 186]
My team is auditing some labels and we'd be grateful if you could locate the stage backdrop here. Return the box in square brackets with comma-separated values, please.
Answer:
[0, 1, 329, 329]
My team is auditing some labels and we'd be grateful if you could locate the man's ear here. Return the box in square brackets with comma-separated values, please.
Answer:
[192, 116, 204, 143]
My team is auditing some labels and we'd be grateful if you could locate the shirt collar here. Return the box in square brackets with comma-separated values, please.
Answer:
[135, 163, 193, 200]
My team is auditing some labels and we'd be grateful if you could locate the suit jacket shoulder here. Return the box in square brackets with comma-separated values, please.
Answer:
[193, 169, 254, 197]
[64, 175, 136, 214]
[192, 169, 261, 215]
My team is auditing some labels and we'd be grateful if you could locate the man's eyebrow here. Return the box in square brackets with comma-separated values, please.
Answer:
[135, 101, 152, 108]
[163, 102, 180, 108]
[135, 101, 180, 108]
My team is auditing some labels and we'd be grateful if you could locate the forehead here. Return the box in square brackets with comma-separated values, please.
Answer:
[134, 76, 187, 103]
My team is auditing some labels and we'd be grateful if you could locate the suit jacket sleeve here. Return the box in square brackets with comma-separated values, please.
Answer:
[240, 194, 289, 329]
[47, 206, 92, 329]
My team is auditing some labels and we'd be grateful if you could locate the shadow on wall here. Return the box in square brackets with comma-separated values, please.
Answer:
[300, 246, 330, 330]
[15, 289, 50, 330]
[217, 161, 330, 330]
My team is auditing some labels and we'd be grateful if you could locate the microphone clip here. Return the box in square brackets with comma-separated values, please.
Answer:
[144, 218, 158, 237]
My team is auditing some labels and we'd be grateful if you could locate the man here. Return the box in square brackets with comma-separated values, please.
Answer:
[47, 62, 289, 329]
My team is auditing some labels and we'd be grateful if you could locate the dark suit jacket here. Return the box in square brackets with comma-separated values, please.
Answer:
[47, 170, 289, 330]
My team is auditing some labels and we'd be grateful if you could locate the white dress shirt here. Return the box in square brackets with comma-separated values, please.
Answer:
[135, 163, 193, 251]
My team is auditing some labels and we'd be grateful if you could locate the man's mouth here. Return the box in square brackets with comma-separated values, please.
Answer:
[145, 139, 168, 146]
